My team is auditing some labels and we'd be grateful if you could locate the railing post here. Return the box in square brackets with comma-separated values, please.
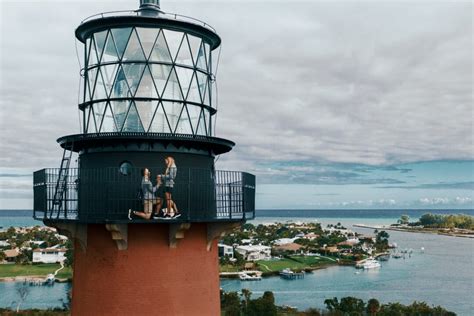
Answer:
[228, 181, 232, 220]
[187, 168, 191, 221]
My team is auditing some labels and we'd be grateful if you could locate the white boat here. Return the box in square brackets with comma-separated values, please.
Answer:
[44, 274, 55, 284]
[239, 273, 261, 281]
[279, 268, 305, 279]
[356, 258, 381, 269]
[279, 268, 295, 276]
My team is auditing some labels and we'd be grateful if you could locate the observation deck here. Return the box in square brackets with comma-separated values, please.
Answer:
[33, 167, 255, 224]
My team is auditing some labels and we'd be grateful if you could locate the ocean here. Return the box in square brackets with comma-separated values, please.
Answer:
[0, 209, 473, 315]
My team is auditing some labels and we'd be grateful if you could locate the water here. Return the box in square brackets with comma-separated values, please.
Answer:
[1, 209, 473, 314]
[0, 282, 70, 310]
[222, 228, 474, 315]
[0, 210, 40, 228]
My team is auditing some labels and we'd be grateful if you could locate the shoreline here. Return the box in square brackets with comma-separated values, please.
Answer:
[0, 276, 70, 283]
[353, 224, 474, 238]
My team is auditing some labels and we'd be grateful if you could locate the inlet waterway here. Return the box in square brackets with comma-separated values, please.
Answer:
[1, 209, 473, 315]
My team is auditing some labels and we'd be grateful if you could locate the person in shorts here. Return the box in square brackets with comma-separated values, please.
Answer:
[161, 156, 180, 219]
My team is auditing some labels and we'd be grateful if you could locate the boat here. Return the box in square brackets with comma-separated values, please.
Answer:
[356, 258, 381, 269]
[44, 274, 55, 285]
[392, 253, 403, 259]
[377, 254, 390, 261]
[279, 268, 304, 279]
[239, 272, 261, 281]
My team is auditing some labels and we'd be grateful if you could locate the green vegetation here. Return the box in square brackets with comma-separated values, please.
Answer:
[221, 290, 457, 316]
[256, 256, 335, 273]
[0, 264, 72, 279]
[418, 213, 474, 229]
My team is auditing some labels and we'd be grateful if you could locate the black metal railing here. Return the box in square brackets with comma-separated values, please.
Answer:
[33, 167, 255, 223]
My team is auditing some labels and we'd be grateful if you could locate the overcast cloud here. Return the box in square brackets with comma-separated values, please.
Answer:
[0, 0, 472, 209]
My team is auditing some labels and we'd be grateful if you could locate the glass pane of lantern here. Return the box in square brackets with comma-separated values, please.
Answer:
[196, 71, 208, 103]
[135, 101, 156, 132]
[122, 29, 146, 61]
[163, 29, 184, 62]
[93, 69, 108, 100]
[135, 27, 157, 59]
[122, 102, 144, 132]
[187, 104, 200, 135]
[204, 42, 211, 72]
[149, 30, 172, 63]
[101, 32, 119, 63]
[122, 63, 145, 97]
[186, 73, 201, 103]
[110, 100, 129, 131]
[110, 65, 129, 98]
[101, 64, 119, 97]
[87, 67, 98, 100]
[162, 101, 183, 132]
[175, 105, 193, 135]
[149, 102, 170, 133]
[111, 28, 133, 60]
[203, 84, 210, 106]
[196, 42, 207, 71]
[92, 102, 106, 131]
[150, 64, 172, 96]
[101, 103, 117, 132]
[85, 68, 97, 102]
[94, 30, 108, 62]
[88, 37, 99, 66]
[86, 106, 97, 133]
[187, 34, 202, 66]
[175, 34, 193, 67]
[162, 67, 183, 100]
[175, 67, 193, 100]
[196, 109, 207, 136]
[135, 65, 158, 98]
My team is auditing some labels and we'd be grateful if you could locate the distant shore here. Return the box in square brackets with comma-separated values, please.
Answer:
[353, 224, 474, 238]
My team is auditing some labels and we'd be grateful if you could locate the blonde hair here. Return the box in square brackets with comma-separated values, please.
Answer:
[165, 156, 176, 175]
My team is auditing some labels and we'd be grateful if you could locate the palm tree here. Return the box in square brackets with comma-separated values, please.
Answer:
[367, 298, 380, 315]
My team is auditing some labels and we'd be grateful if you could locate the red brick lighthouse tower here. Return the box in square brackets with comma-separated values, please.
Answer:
[33, 1, 255, 315]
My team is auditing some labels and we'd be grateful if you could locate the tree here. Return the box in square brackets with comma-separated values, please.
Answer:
[246, 291, 277, 316]
[220, 290, 240, 316]
[375, 231, 390, 252]
[241, 288, 252, 310]
[367, 298, 380, 315]
[339, 297, 365, 314]
[324, 297, 340, 311]
[397, 215, 410, 225]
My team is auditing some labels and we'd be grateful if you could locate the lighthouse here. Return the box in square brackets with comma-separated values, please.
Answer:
[33, 1, 255, 315]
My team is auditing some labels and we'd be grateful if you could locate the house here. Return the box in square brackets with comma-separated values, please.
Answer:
[3, 248, 20, 262]
[244, 262, 256, 270]
[240, 239, 253, 245]
[32, 247, 67, 263]
[218, 244, 234, 258]
[235, 245, 271, 261]
[273, 243, 304, 252]
[0, 240, 10, 248]
[303, 233, 319, 240]
[273, 238, 297, 246]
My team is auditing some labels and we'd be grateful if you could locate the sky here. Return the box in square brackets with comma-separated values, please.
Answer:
[0, 0, 472, 210]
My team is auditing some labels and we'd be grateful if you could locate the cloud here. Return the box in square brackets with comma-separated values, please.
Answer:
[252, 161, 406, 185]
[377, 181, 474, 190]
[416, 196, 473, 206]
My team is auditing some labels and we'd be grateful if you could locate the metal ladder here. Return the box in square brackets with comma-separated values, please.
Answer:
[50, 148, 73, 219]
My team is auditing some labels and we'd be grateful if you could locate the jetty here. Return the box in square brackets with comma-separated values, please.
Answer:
[279, 268, 305, 279]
